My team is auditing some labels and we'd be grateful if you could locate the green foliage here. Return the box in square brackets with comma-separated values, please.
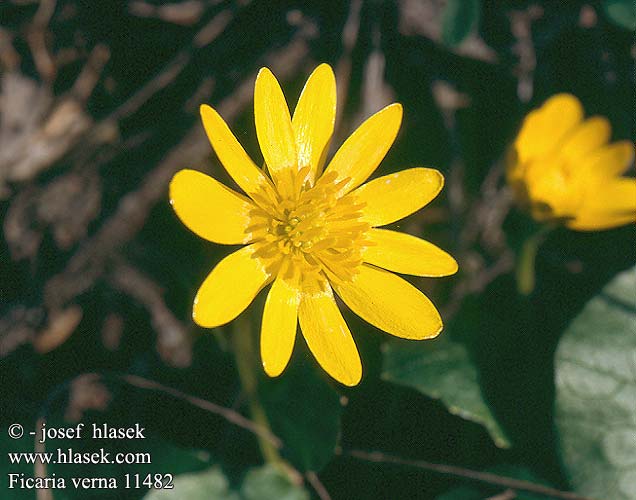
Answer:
[2, 1, 634, 499]
[555, 266, 636, 500]
[382, 335, 510, 448]
[441, 0, 481, 46]
[144, 467, 237, 500]
[260, 357, 342, 472]
[602, 0, 636, 30]
[143, 464, 309, 500]
[241, 465, 309, 500]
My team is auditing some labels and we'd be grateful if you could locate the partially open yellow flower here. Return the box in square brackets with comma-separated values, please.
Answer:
[169, 64, 457, 386]
[507, 93, 636, 230]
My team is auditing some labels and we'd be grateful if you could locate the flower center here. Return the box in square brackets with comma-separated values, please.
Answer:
[523, 157, 584, 221]
[248, 168, 371, 282]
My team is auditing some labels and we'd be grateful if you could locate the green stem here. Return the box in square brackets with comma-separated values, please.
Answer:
[516, 225, 552, 295]
[231, 316, 282, 465]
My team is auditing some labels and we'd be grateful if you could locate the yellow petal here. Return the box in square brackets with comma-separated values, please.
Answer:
[524, 158, 579, 219]
[581, 141, 635, 178]
[349, 167, 443, 226]
[567, 178, 636, 231]
[193, 245, 271, 328]
[254, 67, 297, 179]
[200, 105, 273, 196]
[298, 278, 361, 386]
[561, 116, 611, 164]
[260, 274, 300, 377]
[585, 178, 636, 213]
[170, 169, 255, 244]
[363, 229, 458, 277]
[323, 103, 402, 196]
[567, 212, 635, 231]
[292, 63, 336, 182]
[514, 94, 583, 164]
[332, 264, 442, 340]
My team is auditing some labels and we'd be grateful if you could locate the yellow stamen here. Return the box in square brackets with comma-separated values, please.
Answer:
[249, 168, 369, 281]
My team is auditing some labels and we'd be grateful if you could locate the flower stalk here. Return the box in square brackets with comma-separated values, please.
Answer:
[516, 225, 552, 295]
[230, 315, 281, 465]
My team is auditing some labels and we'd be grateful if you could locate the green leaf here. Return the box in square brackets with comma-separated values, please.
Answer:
[441, 0, 481, 47]
[382, 335, 510, 448]
[143, 465, 309, 500]
[241, 465, 310, 500]
[436, 465, 550, 500]
[260, 357, 342, 472]
[602, 0, 636, 30]
[144, 467, 239, 500]
[555, 266, 636, 500]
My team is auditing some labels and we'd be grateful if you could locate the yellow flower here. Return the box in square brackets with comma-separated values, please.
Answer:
[507, 93, 636, 230]
[169, 64, 457, 386]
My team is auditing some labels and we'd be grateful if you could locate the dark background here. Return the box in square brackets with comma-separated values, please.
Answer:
[1, 1, 634, 498]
